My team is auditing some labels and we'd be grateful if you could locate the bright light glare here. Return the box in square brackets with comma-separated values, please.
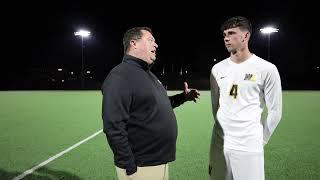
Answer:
[74, 30, 91, 37]
[260, 27, 279, 34]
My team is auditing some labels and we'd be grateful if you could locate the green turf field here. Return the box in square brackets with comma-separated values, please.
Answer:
[0, 91, 319, 179]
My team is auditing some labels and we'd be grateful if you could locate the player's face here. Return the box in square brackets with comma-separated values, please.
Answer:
[223, 27, 248, 54]
[134, 30, 158, 64]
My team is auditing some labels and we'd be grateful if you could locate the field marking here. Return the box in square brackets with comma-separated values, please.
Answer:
[12, 129, 103, 180]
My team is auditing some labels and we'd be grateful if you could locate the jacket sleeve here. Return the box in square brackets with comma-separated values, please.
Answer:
[169, 92, 186, 108]
[262, 65, 283, 145]
[101, 72, 137, 175]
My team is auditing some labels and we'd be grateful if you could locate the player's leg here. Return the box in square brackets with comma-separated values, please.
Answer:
[227, 149, 264, 180]
[209, 128, 231, 180]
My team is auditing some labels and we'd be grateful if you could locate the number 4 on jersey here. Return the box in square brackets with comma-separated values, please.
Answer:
[229, 84, 238, 99]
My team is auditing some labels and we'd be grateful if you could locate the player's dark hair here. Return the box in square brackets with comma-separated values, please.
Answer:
[221, 16, 252, 34]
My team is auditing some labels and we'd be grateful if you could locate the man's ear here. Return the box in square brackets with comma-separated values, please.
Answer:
[245, 32, 250, 39]
[130, 40, 136, 47]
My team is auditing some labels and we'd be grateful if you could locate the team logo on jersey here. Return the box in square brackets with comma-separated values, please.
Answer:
[244, 74, 256, 81]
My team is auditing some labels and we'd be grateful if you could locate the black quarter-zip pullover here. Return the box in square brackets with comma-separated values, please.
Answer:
[102, 54, 186, 175]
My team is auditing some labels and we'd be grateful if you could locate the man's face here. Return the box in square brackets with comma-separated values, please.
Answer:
[223, 27, 249, 54]
[133, 30, 158, 64]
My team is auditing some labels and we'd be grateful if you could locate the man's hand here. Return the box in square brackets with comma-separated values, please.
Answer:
[184, 82, 200, 102]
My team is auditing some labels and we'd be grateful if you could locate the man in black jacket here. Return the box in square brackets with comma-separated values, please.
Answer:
[102, 27, 200, 180]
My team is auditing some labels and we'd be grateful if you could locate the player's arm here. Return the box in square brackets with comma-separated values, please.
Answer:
[101, 72, 136, 175]
[262, 65, 283, 145]
[208, 70, 223, 175]
[210, 72, 220, 121]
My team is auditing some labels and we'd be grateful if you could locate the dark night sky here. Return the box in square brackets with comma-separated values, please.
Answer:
[2, 2, 318, 89]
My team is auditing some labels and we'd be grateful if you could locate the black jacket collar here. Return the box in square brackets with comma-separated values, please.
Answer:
[123, 54, 153, 70]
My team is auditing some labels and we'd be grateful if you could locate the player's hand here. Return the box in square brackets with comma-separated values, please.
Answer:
[183, 82, 200, 102]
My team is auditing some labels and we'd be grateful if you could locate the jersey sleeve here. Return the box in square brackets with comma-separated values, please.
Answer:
[262, 65, 283, 145]
[210, 69, 220, 121]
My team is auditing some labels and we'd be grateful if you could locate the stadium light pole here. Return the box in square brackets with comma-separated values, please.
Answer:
[74, 30, 90, 89]
[260, 26, 279, 61]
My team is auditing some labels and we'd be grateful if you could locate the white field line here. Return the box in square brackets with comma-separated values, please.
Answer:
[12, 129, 103, 180]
